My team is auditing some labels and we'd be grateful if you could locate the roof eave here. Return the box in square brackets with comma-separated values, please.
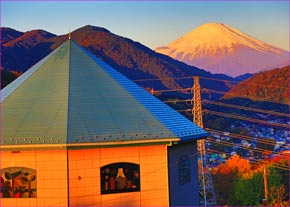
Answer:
[177, 132, 209, 144]
[0, 137, 180, 150]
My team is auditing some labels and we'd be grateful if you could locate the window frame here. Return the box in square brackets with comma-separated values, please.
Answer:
[100, 162, 140, 195]
[178, 155, 191, 185]
[1, 167, 37, 198]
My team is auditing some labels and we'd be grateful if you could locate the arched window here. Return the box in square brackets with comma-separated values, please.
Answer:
[100, 162, 140, 194]
[1, 167, 37, 198]
[178, 155, 191, 185]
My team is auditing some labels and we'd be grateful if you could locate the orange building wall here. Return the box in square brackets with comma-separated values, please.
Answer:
[68, 145, 169, 207]
[0, 149, 68, 207]
[1, 144, 169, 207]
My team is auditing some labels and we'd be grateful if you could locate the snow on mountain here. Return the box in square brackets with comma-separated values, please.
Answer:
[155, 23, 289, 77]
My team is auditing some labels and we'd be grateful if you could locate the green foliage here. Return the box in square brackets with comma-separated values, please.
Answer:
[268, 166, 283, 187]
[233, 172, 263, 206]
[213, 156, 289, 206]
[213, 167, 239, 205]
[213, 155, 252, 205]
[267, 166, 284, 204]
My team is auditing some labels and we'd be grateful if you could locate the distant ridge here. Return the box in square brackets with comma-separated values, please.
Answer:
[222, 65, 290, 103]
[1, 27, 23, 44]
[3, 29, 56, 48]
[1, 29, 56, 72]
[1, 25, 235, 96]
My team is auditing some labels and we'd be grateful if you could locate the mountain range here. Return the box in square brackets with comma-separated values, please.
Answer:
[155, 23, 289, 77]
[2, 25, 288, 104]
[1, 27, 24, 44]
[222, 65, 289, 103]
[1, 25, 234, 94]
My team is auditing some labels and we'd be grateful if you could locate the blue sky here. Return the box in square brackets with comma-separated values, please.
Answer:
[1, 1, 289, 50]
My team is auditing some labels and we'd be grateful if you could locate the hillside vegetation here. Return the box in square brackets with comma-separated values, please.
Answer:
[1, 25, 233, 94]
[223, 66, 289, 103]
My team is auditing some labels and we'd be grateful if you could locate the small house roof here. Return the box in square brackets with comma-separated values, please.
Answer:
[1, 40, 208, 147]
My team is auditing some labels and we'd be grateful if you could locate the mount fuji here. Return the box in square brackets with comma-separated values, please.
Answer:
[155, 23, 289, 77]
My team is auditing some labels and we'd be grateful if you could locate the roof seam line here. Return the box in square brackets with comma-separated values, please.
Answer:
[66, 40, 72, 144]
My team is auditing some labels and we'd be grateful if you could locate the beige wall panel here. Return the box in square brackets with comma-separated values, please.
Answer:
[0, 150, 68, 207]
[69, 145, 169, 207]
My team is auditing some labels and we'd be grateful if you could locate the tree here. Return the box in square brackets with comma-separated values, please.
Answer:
[268, 156, 289, 201]
[269, 185, 289, 207]
[212, 167, 238, 206]
[222, 154, 251, 176]
[233, 172, 263, 206]
[212, 155, 252, 205]
[266, 166, 286, 205]
[213, 155, 289, 206]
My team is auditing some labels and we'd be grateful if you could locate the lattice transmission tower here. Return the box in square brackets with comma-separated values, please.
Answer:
[192, 76, 216, 206]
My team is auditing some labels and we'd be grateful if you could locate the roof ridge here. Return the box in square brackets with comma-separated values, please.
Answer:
[1, 40, 208, 147]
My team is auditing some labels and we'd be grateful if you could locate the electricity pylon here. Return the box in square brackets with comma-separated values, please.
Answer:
[192, 76, 216, 206]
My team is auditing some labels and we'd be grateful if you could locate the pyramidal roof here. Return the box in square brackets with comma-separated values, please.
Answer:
[1, 40, 208, 147]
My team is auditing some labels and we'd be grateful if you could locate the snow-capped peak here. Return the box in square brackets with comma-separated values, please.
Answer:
[155, 23, 289, 77]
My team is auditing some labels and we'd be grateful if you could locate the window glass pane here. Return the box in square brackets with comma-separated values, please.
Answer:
[178, 155, 191, 185]
[101, 162, 140, 194]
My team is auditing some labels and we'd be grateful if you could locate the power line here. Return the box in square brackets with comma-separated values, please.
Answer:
[207, 138, 276, 158]
[136, 77, 288, 203]
[199, 76, 289, 89]
[151, 88, 191, 93]
[133, 76, 194, 82]
[46, 147, 289, 207]
[161, 96, 289, 116]
[206, 138, 289, 167]
[169, 99, 289, 117]
[206, 148, 289, 171]
[133, 75, 289, 90]
[203, 109, 290, 129]
[148, 86, 289, 105]
[203, 100, 290, 117]
[202, 88, 290, 105]
[207, 150, 289, 172]
[163, 99, 192, 104]
[206, 129, 278, 146]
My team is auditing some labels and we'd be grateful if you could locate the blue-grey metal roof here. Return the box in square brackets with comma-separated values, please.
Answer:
[1, 40, 208, 146]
